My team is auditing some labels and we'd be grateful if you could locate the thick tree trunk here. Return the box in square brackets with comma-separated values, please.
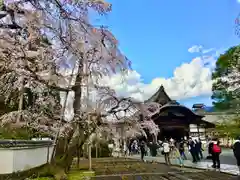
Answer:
[59, 124, 98, 172]
[51, 59, 103, 177]
[72, 64, 83, 119]
[60, 63, 83, 171]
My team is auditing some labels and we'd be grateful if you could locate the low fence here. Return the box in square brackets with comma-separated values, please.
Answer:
[0, 140, 54, 174]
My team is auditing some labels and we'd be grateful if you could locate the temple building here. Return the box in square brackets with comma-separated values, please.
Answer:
[102, 85, 216, 155]
[144, 85, 215, 142]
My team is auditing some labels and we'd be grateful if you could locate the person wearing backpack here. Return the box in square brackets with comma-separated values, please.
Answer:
[211, 139, 221, 169]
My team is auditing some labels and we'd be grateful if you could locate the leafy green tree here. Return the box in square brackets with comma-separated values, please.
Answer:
[211, 45, 240, 111]
[215, 117, 240, 138]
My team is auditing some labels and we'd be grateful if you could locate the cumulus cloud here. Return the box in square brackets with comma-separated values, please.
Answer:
[102, 56, 215, 102]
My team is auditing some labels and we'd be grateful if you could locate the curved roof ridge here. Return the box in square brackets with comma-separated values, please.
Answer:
[144, 85, 172, 105]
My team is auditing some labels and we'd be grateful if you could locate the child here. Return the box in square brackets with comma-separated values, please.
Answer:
[172, 146, 184, 167]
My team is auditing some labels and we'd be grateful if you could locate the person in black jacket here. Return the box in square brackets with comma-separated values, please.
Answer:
[139, 140, 146, 161]
[233, 137, 240, 173]
[197, 138, 203, 159]
[188, 138, 198, 163]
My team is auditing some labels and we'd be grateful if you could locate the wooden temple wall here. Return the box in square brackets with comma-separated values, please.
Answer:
[189, 124, 207, 144]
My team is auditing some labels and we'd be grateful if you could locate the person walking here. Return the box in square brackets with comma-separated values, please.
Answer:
[179, 138, 187, 160]
[194, 139, 200, 161]
[139, 140, 146, 161]
[123, 142, 128, 157]
[128, 140, 132, 156]
[172, 145, 184, 167]
[188, 138, 198, 163]
[207, 139, 214, 159]
[162, 139, 171, 165]
[169, 137, 175, 151]
[233, 136, 240, 174]
[196, 139, 203, 160]
[211, 139, 221, 169]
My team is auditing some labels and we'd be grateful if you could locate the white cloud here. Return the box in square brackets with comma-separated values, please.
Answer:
[102, 56, 215, 102]
[188, 45, 203, 53]
[188, 45, 215, 55]
[202, 48, 215, 54]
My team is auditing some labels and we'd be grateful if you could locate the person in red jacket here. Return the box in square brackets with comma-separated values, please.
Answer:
[233, 137, 240, 174]
[211, 138, 221, 169]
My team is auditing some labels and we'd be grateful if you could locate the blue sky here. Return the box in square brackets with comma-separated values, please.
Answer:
[96, 0, 240, 108]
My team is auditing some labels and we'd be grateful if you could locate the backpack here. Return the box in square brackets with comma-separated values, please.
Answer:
[212, 144, 221, 153]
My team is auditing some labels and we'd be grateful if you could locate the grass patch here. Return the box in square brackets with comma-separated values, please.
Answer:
[31, 171, 95, 180]
[68, 171, 95, 180]
[30, 178, 53, 180]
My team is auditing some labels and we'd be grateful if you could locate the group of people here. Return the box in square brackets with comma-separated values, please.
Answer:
[126, 136, 240, 173]
[162, 137, 240, 171]
[127, 137, 201, 167]
[161, 137, 204, 167]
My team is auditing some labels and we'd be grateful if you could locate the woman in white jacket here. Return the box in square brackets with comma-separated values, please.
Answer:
[162, 139, 171, 165]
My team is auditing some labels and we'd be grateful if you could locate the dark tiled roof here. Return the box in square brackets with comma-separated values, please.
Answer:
[192, 104, 205, 108]
[159, 104, 204, 118]
[145, 85, 171, 105]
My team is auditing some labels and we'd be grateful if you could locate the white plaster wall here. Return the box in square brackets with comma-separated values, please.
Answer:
[0, 145, 54, 174]
[0, 149, 13, 174]
[190, 128, 205, 133]
[189, 124, 206, 143]
[13, 146, 54, 172]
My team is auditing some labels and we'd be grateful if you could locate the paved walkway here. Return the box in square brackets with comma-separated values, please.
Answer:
[128, 155, 240, 175]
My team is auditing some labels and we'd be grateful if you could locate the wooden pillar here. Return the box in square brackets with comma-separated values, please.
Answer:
[204, 127, 207, 140]
[197, 124, 200, 139]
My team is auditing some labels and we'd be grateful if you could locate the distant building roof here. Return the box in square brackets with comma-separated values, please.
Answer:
[192, 104, 205, 109]
[167, 100, 179, 105]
